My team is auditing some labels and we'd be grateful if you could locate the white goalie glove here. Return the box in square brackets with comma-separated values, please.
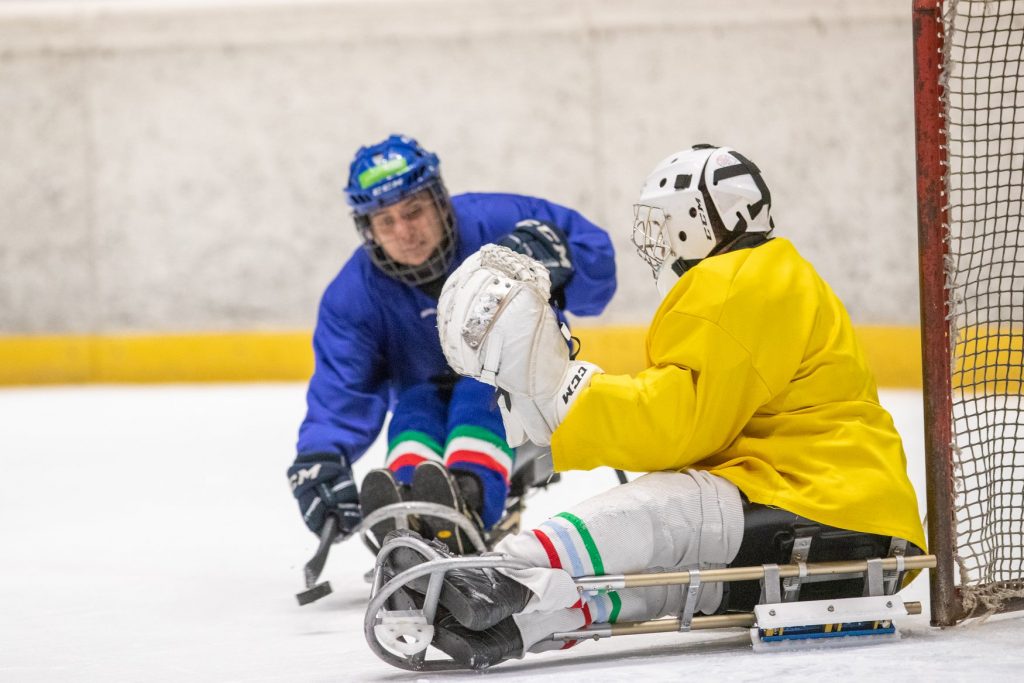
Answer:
[438, 244, 602, 446]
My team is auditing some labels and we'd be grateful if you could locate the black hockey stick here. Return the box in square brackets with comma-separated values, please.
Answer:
[296, 514, 340, 606]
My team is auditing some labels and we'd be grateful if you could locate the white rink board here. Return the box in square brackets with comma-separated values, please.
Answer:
[0, 0, 920, 335]
[2, 385, 1024, 680]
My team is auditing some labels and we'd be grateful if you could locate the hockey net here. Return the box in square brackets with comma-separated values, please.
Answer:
[914, 0, 1024, 625]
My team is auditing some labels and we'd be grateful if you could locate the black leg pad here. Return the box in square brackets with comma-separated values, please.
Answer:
[720, 499, 923, 612]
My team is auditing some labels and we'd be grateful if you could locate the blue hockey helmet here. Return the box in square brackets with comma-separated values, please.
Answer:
[345, 134, 457, 285]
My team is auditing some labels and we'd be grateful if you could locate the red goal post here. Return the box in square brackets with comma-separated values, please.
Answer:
[913, 0, 1024, 626]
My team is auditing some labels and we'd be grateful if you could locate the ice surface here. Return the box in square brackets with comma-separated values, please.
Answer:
[2, 385, 1022, 681]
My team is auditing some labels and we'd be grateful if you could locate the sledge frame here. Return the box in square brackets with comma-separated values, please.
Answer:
[363, 534, 938, 672]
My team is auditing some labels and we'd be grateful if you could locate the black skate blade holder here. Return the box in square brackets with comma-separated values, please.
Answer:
[296, 515, 341, 606]
[745, 548, 917, 651]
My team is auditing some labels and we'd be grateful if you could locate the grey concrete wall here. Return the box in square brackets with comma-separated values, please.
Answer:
[0, 0, 919, 335]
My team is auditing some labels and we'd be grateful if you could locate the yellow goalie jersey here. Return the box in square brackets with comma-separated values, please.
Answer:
[552, 237, 926, 551]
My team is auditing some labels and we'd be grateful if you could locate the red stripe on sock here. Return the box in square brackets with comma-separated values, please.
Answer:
[580, 601, 593, 627]
[560, 605, 584, 650]
[538, 533, 584, 649]
[444, 450, 510, 482]
[387, 453, 427, 473]
[532, 529, 561, 569]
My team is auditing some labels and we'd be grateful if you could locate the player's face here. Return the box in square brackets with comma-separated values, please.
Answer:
[369, 191, 444, 266]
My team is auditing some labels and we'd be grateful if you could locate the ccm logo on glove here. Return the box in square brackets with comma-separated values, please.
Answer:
[561, 365, 591, 405]
[286, 456, 362, 535]
[528, 221, 571, 269]
[289, 463, 323, 491]
[498, 219, 574, 293]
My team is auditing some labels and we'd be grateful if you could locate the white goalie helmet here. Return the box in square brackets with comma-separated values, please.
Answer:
[632, 144, 775, 296]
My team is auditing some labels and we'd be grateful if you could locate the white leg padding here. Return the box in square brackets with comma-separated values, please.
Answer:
[493, 470, 745, 652]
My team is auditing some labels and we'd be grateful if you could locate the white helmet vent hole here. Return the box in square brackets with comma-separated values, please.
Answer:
[678, 231, 687, 241]
[659, 178, 667, 187]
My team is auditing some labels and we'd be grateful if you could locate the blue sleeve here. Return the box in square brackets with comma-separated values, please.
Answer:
[466, 193, 617, 317]
[296, 289, 390, 464]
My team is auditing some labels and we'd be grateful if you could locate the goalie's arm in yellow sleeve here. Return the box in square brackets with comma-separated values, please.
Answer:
[549, 310, 779, 473]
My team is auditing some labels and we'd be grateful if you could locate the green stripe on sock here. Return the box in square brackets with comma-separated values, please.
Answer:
[555, 512, 604, 575]
[446, 424, 515, 459]
[608, 591, 622, 624]
[388, 429, 443, 455]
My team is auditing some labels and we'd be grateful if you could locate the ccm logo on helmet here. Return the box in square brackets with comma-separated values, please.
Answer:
[561, 365, 591, 405]
[694, 197, 711, 239]
[371, 178, 404, 197]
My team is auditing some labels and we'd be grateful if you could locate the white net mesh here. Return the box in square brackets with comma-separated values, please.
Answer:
[942, 0, 1024, 615]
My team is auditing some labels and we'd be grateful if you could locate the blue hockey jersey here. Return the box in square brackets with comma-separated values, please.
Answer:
[296, 192, 617, 462]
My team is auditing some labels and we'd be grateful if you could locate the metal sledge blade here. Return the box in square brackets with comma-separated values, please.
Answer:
[751, 595, 907, 652]
[751, 624, 900, 652]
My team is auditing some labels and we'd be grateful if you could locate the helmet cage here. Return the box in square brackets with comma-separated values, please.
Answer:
[354, 180, 458, 285]
[631, 204, 672, 277]
[345, 134, 458, 285]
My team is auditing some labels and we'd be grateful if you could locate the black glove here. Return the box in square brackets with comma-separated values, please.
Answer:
[287, 454, 362, 536]
[498, 219, 574, 295]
